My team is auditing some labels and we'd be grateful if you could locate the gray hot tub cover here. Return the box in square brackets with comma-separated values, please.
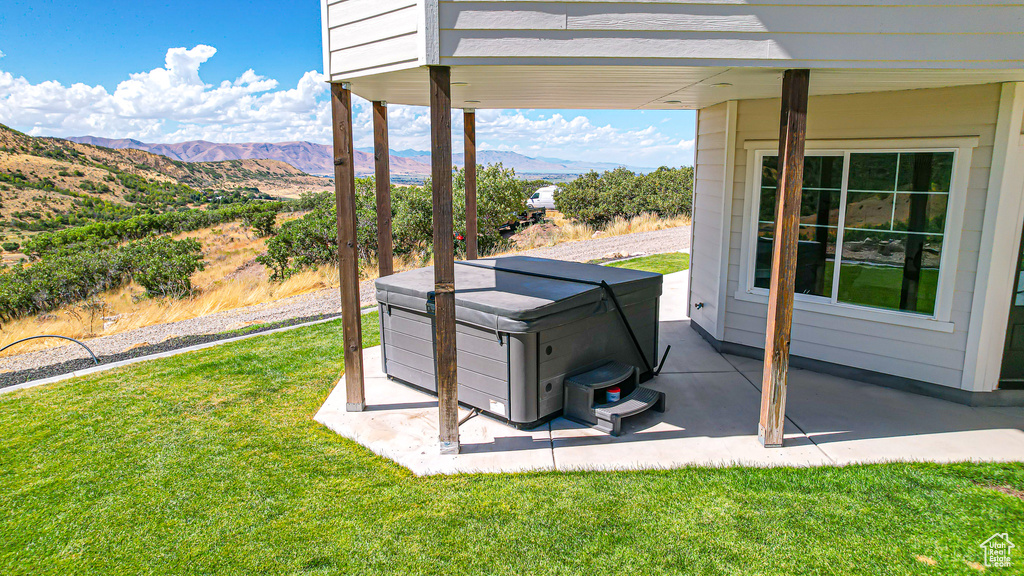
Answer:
[374, 256, 662, 334]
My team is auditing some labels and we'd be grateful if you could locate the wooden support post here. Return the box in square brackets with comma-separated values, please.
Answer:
[373, 101, 394, 277]
[429, 66, 460, 454]
[331, 83, 365, 412]
[463, 109, 478, 260]
[758, 69, 810, 448]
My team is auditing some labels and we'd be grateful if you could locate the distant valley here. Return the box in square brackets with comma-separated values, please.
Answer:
[67, 136, 654, 180]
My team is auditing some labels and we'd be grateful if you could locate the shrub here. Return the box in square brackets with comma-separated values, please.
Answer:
[552, 171, 604, 226]
[241, 204, 278, 238]
[126, 237, 205, 298]
[2, 242, 19, 252]
[259, 196, 338, 279]
[554, 166, 693, 227]
[0, 236, 206, 320]
[23, 201, 289, 259]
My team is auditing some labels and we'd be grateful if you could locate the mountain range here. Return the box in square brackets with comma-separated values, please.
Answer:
[66, 136, 653, 178]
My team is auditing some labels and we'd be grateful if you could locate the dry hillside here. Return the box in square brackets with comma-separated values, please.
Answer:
[0, 124, 331, 229]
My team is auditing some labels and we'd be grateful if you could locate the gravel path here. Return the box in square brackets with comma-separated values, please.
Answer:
[0, 225, 690, 377]
[516, 225, 690, 262]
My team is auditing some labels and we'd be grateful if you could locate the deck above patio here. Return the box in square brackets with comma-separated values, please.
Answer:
[322, 0, 1024, 109]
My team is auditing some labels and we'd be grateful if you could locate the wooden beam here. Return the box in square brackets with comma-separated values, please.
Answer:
[429, 66, 460, 455]
[463, 109, 478, 260]
[758, 69, 809, 448]
[373, 101, 394, 277]
[331, 82, 365, 412]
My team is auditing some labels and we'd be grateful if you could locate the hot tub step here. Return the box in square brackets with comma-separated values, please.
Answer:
[594, 386, 666, 436]
[565, 361, 636, 390]
[563, 361, 665, 435]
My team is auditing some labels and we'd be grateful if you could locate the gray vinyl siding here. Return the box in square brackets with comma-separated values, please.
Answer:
[324, 0, 423, 80]
[712, 83, 1000, 389]
[436, 1, 1024, 69]
[689, 102, 727, 338]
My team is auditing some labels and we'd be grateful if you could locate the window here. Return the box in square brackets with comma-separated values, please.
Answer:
[752, 149, 956, 317]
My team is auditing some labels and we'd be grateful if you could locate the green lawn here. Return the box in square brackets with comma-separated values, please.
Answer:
[1, 311, 1022, 575]
[607, 252, 690, 275]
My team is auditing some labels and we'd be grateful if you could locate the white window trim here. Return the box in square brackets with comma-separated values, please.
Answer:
[735, 137, 979, 334]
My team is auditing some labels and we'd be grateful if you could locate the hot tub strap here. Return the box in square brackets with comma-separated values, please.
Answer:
[455, 261, 654, 375]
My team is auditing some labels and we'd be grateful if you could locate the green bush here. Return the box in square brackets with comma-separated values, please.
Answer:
[23, 201, 289, 259]
[0, 236, 205, 320]
[259, 164, 527, 279]
[258, 196, 339, 279]
[2, 242, 19, 252]
[241, 204, 278, 238]
[125, 237, 205, 298]
[555, 166, 693, 227]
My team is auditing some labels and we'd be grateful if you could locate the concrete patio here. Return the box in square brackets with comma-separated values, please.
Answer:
[315, 271, 1024, 476]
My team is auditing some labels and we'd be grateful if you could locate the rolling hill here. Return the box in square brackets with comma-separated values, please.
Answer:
[66, 136, 655, 177]
[68, 136, 431, 178]
[0, 124, 333, 246]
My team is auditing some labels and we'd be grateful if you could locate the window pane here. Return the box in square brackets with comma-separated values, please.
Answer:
[838, 231, 943, 315]
[761, 156, 779, 188]
[761, 155, 844, 193]
[837, 151, 954, 315]
[800, 189, 842, 228]
[754, 152, 842, 299]
[849, 153, 898, 191]
[1016, 250, 1024, 307]
[893, 193, 948, 234]
[754, 225, 836, 297]
[803, 155, 845, 190]
[759, 186, 777, 222]
[844, 192, 896, 231]
[897, 152, 954, 193]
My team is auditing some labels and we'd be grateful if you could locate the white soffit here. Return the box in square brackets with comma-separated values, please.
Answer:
[345, 66, 1024, 110]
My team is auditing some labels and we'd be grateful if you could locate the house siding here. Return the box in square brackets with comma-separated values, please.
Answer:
[689, 101, 730, 338]
[699, 83, 1002, 389]
[436, 1, 1024, 69]
[323, 0, 423, 80]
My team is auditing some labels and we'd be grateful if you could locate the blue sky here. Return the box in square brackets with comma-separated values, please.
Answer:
[0, 0, 696, 167]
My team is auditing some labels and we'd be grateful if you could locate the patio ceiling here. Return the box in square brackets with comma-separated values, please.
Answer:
[343, 65, 1024, 110]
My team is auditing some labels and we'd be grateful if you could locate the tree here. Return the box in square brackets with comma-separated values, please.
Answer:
[554, 166, 694, 227]
[241, 204, 278, 238]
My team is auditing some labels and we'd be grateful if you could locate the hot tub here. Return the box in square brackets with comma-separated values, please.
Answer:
[374, 256, 662, 428]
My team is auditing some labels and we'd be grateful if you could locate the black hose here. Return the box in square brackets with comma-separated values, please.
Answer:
[458, 408, 481, 426]
[0, 335, 99, 364]
[654, 345, 672, 376]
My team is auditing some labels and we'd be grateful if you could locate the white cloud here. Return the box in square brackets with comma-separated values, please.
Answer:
[0, 50, 5, 59]
[0, 45, 330, 143]
[0, 45, 693, 166]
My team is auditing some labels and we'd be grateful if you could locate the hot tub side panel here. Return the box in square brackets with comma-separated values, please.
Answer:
[379, 290, 659, 426]
[380, 304, 513, 418]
